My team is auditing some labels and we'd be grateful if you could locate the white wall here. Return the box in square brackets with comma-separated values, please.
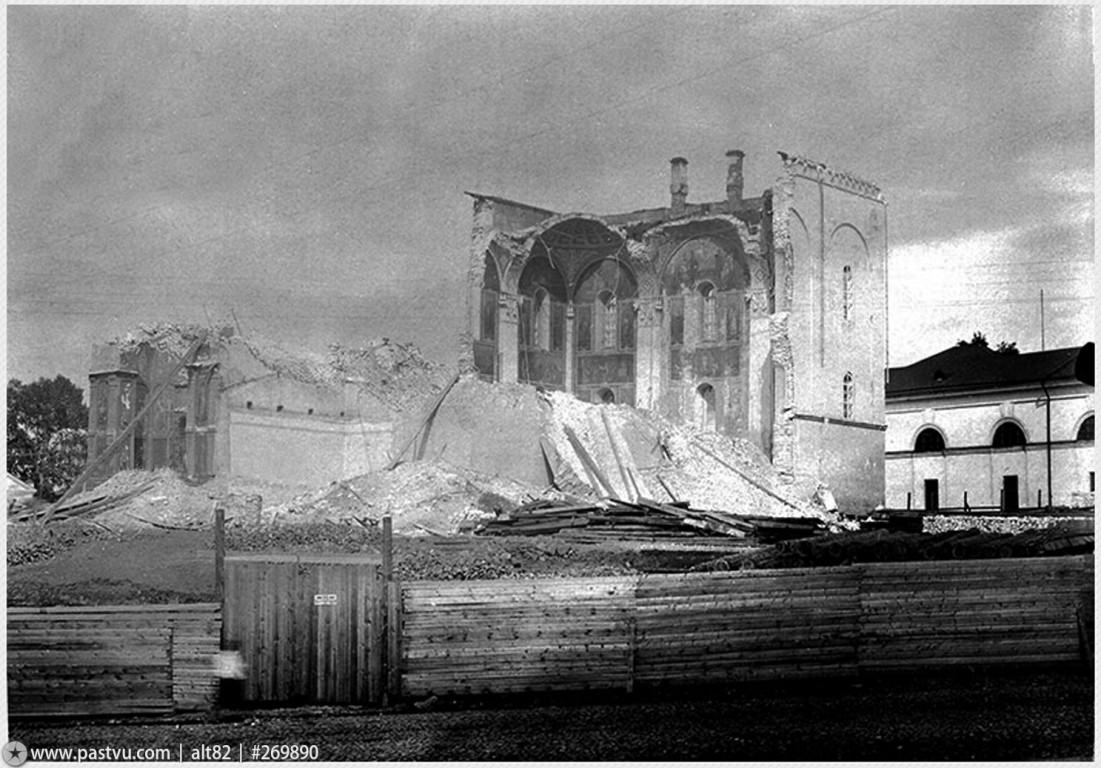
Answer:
[885, 383, 1093, 509]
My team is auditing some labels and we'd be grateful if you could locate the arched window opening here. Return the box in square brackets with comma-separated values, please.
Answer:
[1077, 415, 1094, 442]
[480, 253, 500, 342]
[992, 421, 1027, 448]
[842, 265, 853, 321]
[697, 383, 717, 431]
[669, 295, 685, 346]
[532, 288, 551, 351]
[842, 372, 854, 420]
[699, 282, 717, 342]
[599, 290, 617, 350]
[914, 428, 946, 453]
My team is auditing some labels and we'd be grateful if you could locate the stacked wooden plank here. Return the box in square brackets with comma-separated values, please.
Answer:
[633, 568, 861, 685]
[401, 577, 636, 697]
[858, 555, 1093, 672]
[7, 603, 221, 716]
[477, 496, 824, 542]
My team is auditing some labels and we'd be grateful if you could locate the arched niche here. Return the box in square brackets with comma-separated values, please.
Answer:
[573, 258, 638, 405]
[516, 254, 568, 389]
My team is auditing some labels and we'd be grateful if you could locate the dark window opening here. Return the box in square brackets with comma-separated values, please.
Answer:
[992, 422, 1026, 448]
[923, 478, 939, 512]
[1077, 415, 1094, 442]
[914, 428, 946, 453]
[1002, 475, 1019, 512]
[246, 401, 253, 410]
[276, 405, 284, 413]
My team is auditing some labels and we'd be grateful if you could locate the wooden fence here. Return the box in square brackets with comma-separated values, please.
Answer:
[399, 555, 1093, 697]
[222, 554, 385, 704]
[8, 603, 221, 717]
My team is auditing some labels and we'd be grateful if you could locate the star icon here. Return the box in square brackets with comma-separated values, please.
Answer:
[3, 741, 27, 766]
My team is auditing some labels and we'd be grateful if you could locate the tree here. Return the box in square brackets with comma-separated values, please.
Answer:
[957, 331, 989, 348]
[996, 340, 1019, 355]
[7, 376, 89, 500]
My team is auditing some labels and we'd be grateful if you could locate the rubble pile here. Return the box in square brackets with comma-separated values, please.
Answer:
[110, 321, 451, 414]
[690, 522, 1095, 572]
[258, 460, 551, 535]
[538, 390, 823, 522]
[56, 468, 217, 530]
[240, 334, 452, 412]
[111, 321, 223, 356]
[923, 513, 1096, 536]
[328, 338, 452, 413]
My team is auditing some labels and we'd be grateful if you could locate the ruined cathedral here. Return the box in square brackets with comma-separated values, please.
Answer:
[460, 150, 888, 510]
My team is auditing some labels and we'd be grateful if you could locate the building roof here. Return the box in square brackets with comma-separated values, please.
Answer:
[887, 344, 1086, 399]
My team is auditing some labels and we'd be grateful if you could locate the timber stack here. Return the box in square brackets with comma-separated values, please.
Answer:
[476, 496, 825, 542]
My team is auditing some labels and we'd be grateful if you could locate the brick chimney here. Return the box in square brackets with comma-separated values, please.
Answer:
[669, 157, 688, 213]
[726, 149, 745, 208]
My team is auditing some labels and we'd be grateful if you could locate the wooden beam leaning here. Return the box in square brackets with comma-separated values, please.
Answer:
[43, 330, 209, 523]
[386, 372, 460, 470]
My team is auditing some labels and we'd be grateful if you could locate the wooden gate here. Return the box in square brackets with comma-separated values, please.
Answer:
[222, 554, 384, 704]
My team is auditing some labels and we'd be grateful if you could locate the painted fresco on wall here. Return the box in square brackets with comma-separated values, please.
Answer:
[574, 258, 637, 391]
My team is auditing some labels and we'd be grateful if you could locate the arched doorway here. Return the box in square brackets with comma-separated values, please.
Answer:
[696, 383, 716, 431]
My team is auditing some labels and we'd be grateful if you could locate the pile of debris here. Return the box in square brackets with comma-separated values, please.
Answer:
[107, 321, 452, 414]
[241, 334, 452, 413]
[257, 460, 549, 535]
[537, 390, 830, 522]
[8, 468, 217, 532]
[690, 522, 1095, 571]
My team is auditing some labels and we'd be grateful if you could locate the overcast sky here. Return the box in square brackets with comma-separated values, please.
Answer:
[7, 5, 1094, 391]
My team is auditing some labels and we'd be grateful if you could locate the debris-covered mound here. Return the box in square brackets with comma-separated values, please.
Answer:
[7, 519, 116, 567]
[258, 460, 552, 535]
[923, 513, 1096, 535]
[10, 468, 219, 532]
[240, 334, 453, 413]
[690, 523, 1095, 572]
[539, 390, 824, 521]
[72, 468, 217, 530]
[108, 320, 453, 414]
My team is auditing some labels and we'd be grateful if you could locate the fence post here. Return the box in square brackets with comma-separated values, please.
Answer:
[381, 516, 395, 706]
[214, 504, 225, 605]
[906, 492, 911, 511]
[387, 580, 402, 701]
[625, 617, 636, 694]
[1037, 489, 1043, 508]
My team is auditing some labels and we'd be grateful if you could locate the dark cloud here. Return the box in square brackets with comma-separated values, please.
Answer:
[7, 5, 1093, 387]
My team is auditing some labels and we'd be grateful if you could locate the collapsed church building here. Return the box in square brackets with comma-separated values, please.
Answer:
[461, 150, 888, 510]
[83, 149, 888, 513]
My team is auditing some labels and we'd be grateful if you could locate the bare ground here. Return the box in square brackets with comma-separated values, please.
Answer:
[9, 669, 1093, 761]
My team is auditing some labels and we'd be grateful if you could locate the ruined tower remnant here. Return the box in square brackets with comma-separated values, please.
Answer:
[460, 148, 889, 511]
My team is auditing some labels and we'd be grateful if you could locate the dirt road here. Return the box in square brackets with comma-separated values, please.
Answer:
[10, 669, 1093, 761]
